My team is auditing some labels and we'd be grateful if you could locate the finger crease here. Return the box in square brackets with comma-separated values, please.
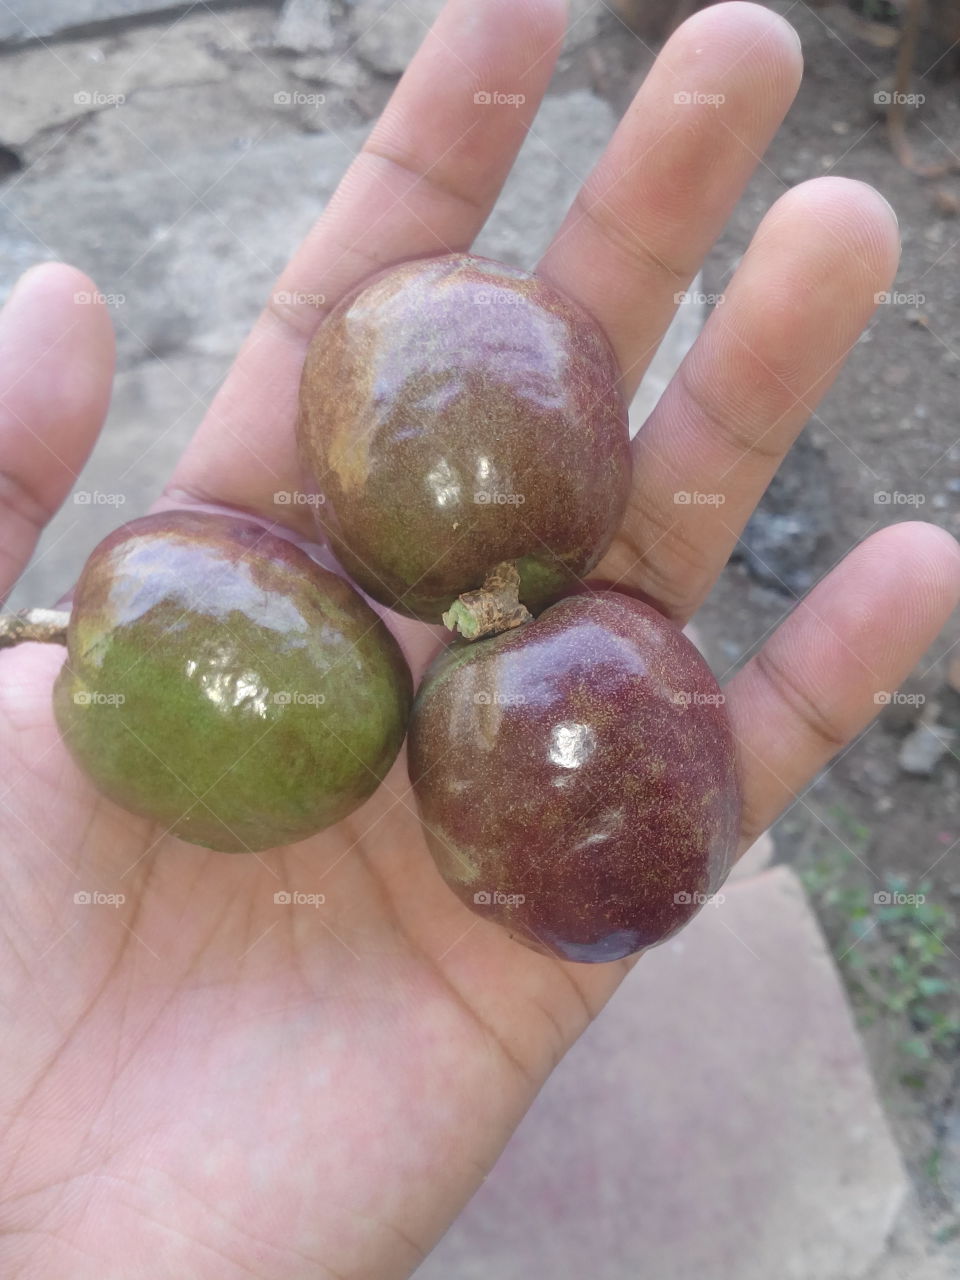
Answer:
[0, 468, 50, 535]
[613, 516, 711, 620]
[572, 188, 695, 287]
[676, 362, 788, 466]
[361, 143, 488, 218]
[753, 644, 849, 756]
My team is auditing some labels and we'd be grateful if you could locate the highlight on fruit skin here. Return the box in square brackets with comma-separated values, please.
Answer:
[408, 591, 741, 963]
[53, 511, 413, 852]
[297, 252, 632, 624]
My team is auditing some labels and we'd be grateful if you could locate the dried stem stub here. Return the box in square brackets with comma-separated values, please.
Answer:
[442, 563, 533, 640]
[0, 608, 70, 650]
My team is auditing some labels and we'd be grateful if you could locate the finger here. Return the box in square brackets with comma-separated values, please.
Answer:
[163, 0, 567, 532]
[0, 264, 115, 601]
[596, 176, 900, 621]
[538, 1, 803, 394]
[726, 522, 960, 847]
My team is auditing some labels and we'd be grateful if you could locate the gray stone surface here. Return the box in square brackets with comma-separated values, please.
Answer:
[734, 433, 837, 596]
[350, 0, 607, 76]
[415, 867, 907, 1280]
[628, 276, 704, 434]
[898, 721, 956, 776]
[866, 1217, 960, 1280]
[16, 355, 220, 607]
[2, 86, 617, 606]
[0, 124, 365, 363]
[565, 0, 607, 50]
[0, 0, 203, 45]
[351, 0, 444, 75]
[274, 0, 335, 53]
[473, 91, 617, 265]
[0, 15, 237, 151]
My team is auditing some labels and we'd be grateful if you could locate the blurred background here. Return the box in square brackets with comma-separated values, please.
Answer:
[1, 1, 959, 1276]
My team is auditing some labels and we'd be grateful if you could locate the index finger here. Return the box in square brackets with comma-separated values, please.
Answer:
[163, 0, 567, 533]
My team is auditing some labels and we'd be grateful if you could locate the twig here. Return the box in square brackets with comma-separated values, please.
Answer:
[0, 609, 70, 649]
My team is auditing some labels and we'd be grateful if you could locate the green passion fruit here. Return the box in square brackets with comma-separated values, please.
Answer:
[53, 511, 412, 852]
[297, 253, 631, 624]
[408, 591, 741, 963]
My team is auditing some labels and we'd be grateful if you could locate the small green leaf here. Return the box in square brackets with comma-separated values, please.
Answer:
[901, 1036, 932, 1060]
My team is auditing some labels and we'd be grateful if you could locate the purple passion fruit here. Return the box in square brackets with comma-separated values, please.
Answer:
[297, 253, 631, 624]
[408, 592, 741, 962]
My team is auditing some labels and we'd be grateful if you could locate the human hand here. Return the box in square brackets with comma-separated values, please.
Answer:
[1, 3, 957, 1277]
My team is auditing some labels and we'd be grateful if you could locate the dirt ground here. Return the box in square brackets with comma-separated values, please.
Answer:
[568, 0, 960, 1260]
[707, 0, 960, 1255]
[705, 6, 960, 1231]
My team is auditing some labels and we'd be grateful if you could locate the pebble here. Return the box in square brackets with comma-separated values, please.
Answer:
[898, 723, 955, 777]
[275, 0, 337, 54]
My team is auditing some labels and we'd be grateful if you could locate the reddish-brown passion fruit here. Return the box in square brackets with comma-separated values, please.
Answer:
[408, 592, 741, 963]
[297, 253, 631, 623]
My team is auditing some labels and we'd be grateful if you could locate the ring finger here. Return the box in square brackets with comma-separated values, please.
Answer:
[595, 175, 900, 622]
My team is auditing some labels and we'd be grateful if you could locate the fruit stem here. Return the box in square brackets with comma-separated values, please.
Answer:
[442, 562, 532, 641]
[0, 608, 70, 649]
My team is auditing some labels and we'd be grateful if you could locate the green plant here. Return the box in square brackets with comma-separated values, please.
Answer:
[799, 822, 960, 1076]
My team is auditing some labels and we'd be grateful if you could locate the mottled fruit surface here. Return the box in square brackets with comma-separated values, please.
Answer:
[298, 253, 631, 623]
[408, 592, 741, 963]
[54, 511, 412, 852]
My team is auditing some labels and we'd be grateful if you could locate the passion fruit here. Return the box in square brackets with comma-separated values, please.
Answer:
[297, 253, 631, 623]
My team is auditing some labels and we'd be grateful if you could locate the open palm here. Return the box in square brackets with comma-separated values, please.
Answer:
[1, 3, 957, 1277]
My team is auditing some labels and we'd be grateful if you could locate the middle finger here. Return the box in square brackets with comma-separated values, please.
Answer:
[538, 1, 803, 396]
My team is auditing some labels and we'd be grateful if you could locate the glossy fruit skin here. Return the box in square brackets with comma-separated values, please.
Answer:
[53, 511, 412, 852]
[297, 253, 631, 623]
[408, 592, 741, 963]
